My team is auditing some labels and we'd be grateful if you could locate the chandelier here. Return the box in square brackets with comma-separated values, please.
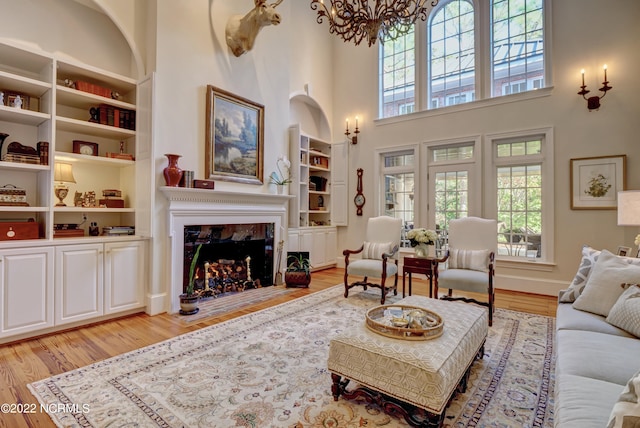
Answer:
[310, 0, 439, 47]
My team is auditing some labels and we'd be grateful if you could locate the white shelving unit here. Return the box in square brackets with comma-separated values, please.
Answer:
[288, 124, 339, 270]
[0, 41, 150, 342]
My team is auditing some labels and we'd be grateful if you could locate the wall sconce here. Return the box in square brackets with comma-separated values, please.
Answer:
[345, 116, 360, 145]
[578, 65, 612, 111]
[54, 162, 76, 206]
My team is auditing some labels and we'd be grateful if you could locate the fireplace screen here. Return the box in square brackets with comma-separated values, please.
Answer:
[183, 223, 274, 296]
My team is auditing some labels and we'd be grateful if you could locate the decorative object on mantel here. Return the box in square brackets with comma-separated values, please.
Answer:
[193, 179, 215, 190]
[310, 0, 440, 47]
[163, 153, 184, 187]
[578, 65, 612, 111]
[205, 85, 264, 185]
[225, 0, 284, 57]
[407, 227, 438, 258]
[269, 154, 292, 194]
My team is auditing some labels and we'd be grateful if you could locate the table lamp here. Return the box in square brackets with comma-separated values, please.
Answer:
[54, 162, 76, 206]
[617, 190, 640, 256]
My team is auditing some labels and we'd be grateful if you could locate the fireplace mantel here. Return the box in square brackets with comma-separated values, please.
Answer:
[160, 186, 293, 206]
[162, 186, 292, 313]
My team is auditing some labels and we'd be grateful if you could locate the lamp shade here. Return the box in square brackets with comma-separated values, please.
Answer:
[54, 162, 76, 184]
[617, 191, 640, 226]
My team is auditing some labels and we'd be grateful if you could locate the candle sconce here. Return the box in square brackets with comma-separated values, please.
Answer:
[345, 116, 360, 145]
[578, 65, 612, 111]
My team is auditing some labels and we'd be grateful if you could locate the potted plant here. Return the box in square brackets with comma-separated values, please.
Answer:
[285, 252, 311, 288]
[180, 243, 202, 315]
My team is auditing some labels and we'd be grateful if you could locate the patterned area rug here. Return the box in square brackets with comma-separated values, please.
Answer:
[29, 285, 555, 427]
[174, 285, 298, 324]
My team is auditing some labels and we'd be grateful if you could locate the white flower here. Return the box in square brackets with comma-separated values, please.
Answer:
[407, 228, 438, 246]
[635, 234, 640, 247]
[270, 155, 292, 185]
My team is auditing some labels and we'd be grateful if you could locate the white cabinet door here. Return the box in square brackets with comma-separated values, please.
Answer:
[55, 243, 104, 325]
[0, 247, 54, 338]
[325, 228, 338, 267]
[310, 229, 326, 268]
[104, 241, 146, 314]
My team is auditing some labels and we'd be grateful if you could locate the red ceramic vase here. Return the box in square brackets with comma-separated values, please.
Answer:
[163, 153, 184, 187]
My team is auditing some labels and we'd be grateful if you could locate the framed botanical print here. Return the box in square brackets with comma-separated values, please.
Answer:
[205, 85, 264, 184]
[570, 155, 626, 210]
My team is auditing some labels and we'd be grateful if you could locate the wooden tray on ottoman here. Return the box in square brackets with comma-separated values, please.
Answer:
[366, 304, 444, 340]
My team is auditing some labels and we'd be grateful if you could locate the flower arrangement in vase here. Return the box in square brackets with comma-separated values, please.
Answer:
[269, 155, 292, 193]
[407, 228, 438, 258]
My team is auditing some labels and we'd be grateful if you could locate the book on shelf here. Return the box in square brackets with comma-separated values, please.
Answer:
[2, 153, 41, 164]
[102, 226, 135, 236]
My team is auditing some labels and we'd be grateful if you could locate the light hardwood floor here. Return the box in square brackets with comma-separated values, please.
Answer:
[0, 267, 557, 428]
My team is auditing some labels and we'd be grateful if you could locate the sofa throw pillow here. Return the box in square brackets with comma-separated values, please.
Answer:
[607, 369, 640, 428]
[573, 250, 640, 317]
[362, 241, 393, 259]
[606, 284, 640, 338]
[558, 245, 601, 303]
[448, 248, 490, 272]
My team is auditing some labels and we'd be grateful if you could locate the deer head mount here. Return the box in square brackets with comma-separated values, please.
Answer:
[225, 0, 284, 57]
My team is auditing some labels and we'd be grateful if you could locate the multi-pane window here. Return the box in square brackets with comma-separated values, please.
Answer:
[494, 138, 544, 259]
[492, 0, 544, 96]
[427, 142, 479, 256]
[429, 0, 475, 108]
[380, 0, 547, 117]
[382, 151, 415, 226]
[434, 171, 469, 229]
[380, 28, 416, 118]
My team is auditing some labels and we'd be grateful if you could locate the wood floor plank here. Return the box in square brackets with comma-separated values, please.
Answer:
[0, 267, 557, 428]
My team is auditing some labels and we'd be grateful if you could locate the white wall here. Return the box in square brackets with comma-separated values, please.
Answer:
[330, 0, 640, 295]
[3, 0, 639, 306]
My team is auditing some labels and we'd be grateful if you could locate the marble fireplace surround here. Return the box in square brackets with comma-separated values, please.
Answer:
[161, 187, 292, 313]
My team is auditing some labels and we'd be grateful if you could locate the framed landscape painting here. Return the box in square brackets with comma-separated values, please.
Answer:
[205, 85, 264, 184]
[570, 154, 626, 209]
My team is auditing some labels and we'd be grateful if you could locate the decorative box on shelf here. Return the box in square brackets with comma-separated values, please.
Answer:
[0, 219, 39, 241]
[73, 80, 113, 98]
[0, 184, 29, 206]
[99, 199, 124, 208]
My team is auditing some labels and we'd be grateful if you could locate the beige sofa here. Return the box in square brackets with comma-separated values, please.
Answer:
[554, 246, 640, 427]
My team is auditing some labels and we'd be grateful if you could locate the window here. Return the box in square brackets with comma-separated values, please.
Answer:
[380, 28, 416, 118]
[380, 0, 547, 117]
[381, 150, 415, 227]
[492, 0, 545, 97]
[429, 0, 475, 109]
[427, 141, 479, 229]
[486, 129, 554, 262]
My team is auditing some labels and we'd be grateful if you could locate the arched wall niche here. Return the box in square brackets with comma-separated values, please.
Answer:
[289, 92, 331, 141]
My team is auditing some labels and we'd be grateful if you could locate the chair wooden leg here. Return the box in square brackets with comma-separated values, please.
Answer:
[379, 274, 387, 304]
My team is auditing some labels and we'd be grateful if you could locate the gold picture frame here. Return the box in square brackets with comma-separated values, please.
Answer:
[570, 154, 626, 210]
[205, 85, 264, 185]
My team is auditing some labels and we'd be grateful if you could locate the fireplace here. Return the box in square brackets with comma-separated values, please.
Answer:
[162, 187, 291, 313]
[183, 223, 274, 296]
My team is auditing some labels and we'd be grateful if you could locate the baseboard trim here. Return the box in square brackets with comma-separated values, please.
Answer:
[495, 273, 566, 297]
[146, 292, 167, 315]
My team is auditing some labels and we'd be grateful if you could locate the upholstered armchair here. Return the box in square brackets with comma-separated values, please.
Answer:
[343, 216, 402, 304]
[435, 217, 497, 326]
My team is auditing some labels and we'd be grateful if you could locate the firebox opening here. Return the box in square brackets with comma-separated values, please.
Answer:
[183, 223, 274, 298]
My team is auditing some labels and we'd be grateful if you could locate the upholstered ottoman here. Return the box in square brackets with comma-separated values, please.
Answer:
[328, 296, 488, 427]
